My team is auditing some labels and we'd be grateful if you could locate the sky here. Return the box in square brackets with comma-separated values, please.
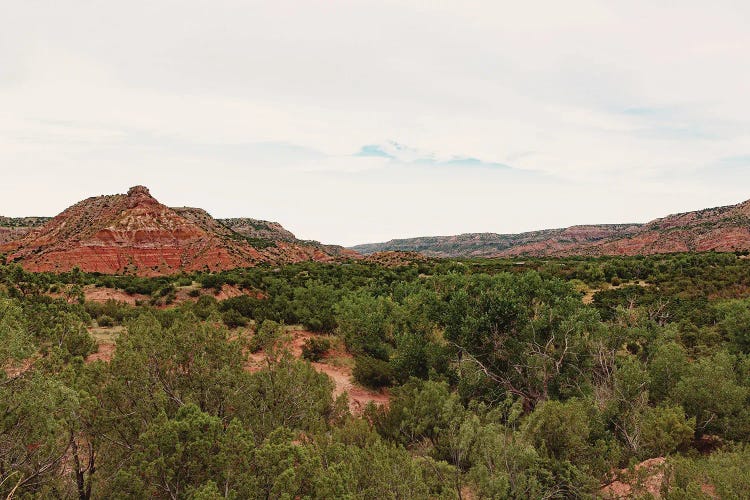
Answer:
[1, 1, 750, 246]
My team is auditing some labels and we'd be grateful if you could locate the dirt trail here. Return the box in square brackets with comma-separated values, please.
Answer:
[312, 361, 390, 414]
[86, 342, 116, 363]
[80, 283, 260, 307]
[87, 326, 390, 415]
[246, 329, 390, 414]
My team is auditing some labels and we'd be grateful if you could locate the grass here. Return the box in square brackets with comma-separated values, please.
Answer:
[89, 325, 124, 345]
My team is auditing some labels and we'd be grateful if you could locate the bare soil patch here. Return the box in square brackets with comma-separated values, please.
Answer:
[84, 286, 146, 305]
[583, 280, 651, 305]
[246, 328, 390, 414]
[600, 456, 718, 499]
[600, 457, 666, 499]
[85, 326, 123, 363]
[85, 324, 389, 414]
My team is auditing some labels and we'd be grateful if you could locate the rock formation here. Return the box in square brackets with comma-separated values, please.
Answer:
[0, 186, 356, 275]
[352, 199, 750, 257]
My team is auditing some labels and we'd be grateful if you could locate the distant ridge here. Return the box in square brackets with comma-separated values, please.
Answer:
[0, 216, 51, 245]
[352, 199, 750, 257]
[0, 186, 357, 275]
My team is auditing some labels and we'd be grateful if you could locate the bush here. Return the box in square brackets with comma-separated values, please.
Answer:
[218, 295, 261, 319]
[671, 350, 747, 438]
[199, 274, 225, 292]
[158, 284, 176, 298]
[301, 337, 331, 362]
[639, 405, 695, 458]
[222, 308, 247, 329]
[353, 356, 394, 389]
[97, 314, 115, 327]
[249, 320, 282, 353]
[176, 277, 193, 287]
[188, 289, 201, 298]
[194, 295, 218, 320]
[524, 399, 592, 463]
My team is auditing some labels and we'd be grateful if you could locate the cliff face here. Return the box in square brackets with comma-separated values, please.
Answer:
[7, 189, 750, 272]
[582, 200, 750, 256]
[0, 186, 356, 275]
[352, 200, 750, 258]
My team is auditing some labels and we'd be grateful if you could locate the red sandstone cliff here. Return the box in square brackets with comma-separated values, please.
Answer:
[0, 186, 356, 275]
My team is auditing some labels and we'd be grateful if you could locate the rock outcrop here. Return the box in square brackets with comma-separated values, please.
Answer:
[220, 218, 297, 242]
[0, 186, 357, 275]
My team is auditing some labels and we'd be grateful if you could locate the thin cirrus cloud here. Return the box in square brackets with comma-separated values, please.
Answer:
[355, 141, 520, 171]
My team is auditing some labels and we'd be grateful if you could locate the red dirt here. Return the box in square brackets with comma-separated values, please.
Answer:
[600, 457, 718, 499]
[82, 283, 261, 307]
[85, 326, 389, 414]
[600, 457, 667, 499]
[167, 284, 264, 307]
[84, 286, 146, 305]
[212, 284, 244, 300]
[315, 361, 391, 414]
[3, 356, 37, 378]
[245, 329, 390, 414]
[85, 342, 115, 363]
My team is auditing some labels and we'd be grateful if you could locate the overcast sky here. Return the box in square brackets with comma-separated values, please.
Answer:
[2, 1, 750, 246]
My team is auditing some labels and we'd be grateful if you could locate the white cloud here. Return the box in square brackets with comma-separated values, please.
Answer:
[1, 1, 750, 245]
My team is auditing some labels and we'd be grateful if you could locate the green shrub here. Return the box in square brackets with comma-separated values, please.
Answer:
[249, 320, 282, 353]
[222, 308, 247, 329]
[176, 277, 193, 287]
[97, 314, 115, 327]
[639, 405, 695, 458]
[353, 356, 394, 389]
[158, 284, 176, 298]
[301, 337, 331, 362]
[194, 294, 218, 320]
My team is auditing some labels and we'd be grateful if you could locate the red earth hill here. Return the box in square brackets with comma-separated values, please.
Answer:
[0, 186, 357, 275]
[352, 198, 750, 257]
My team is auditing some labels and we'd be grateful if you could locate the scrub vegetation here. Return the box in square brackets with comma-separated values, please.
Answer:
[2, 252, 750, 498]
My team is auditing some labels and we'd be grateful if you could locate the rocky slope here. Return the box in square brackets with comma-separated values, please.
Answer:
[220, 217, 357, 260]
[0, 217, 51, 245]
[220, 218, 297, 242]
[0, 186, 357, 275]
[352, 199, 750, 257]
[352, 224, 643, 257]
